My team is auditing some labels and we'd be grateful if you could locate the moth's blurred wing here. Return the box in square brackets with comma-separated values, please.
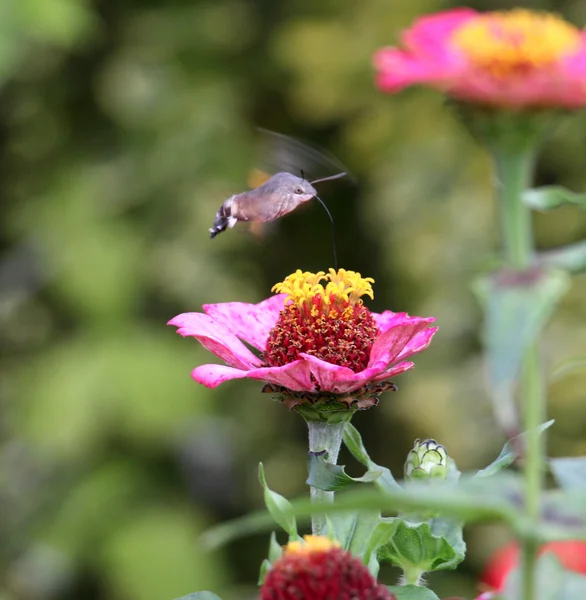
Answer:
[256, 128, 355, 183]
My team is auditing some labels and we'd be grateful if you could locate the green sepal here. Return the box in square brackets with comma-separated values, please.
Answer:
[475, 420, 555, 478]
[550, 456, 586, 491]
[258, 463, 297, 539]
[523, 186, 586, 211]
[343, 422, 402, 493]
[268, 531, 283, 562]
[387, 585, 441, 600]
[257, 559, 271, 586]
[174, 594, 222, 600]
[306, 450, 381, 491]
[377, 519, 464, 574]
[541, 241, 586, 274]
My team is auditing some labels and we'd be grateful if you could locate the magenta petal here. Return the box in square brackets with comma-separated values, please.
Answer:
[246, 360, 315, 393]
[395, 326, 438, 362]
[373, 310, 409, 333]
[299, 354, 390, 395]
[368, 316, 436, 370]
[192, 360, 314, 392]
[203, 294, 285, 351]
[168, 312, 262, 370]
[372, 360, 415, 382]
[192, 364, 250, 388]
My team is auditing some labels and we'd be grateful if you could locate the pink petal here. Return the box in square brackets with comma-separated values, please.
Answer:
[368, 317, 436, 370]
[246, 360, 315, 393]
[401, 8, 477, 55]
[373, 310, 409, 333]
[395, 326, 438, 362]
[168, 312, 262, 370]
[192, 363, 250, 388]
[203, 294, 285, 351]
[299, 354, 359, 394]
[192, 359, 314, 392]
[372, 360, 415, 382]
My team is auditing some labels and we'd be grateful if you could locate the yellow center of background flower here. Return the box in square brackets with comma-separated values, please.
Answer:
[265, 269, 379, 373]
[452, 10, 581, 77]
[285, 535, 340, 555]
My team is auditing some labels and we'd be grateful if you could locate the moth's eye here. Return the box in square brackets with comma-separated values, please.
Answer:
[295, 187, 304, 194]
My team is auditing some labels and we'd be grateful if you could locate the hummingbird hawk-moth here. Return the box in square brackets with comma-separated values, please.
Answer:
[209, 129, 350, 238]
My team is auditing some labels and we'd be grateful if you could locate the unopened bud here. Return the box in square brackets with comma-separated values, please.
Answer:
[404, 439, 448, 482]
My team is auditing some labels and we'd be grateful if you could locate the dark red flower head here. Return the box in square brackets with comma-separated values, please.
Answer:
[260, 535, 395, 600]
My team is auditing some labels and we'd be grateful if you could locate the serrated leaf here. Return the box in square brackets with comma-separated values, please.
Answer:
[541, 241, 586, 274]
[474, 269, 569, 429]
[258, 463, 297, 538]
[550, 457, 586, 491]
[387, 586, 441, 600]
[378, 520, 461, 573]
[523, 186, 586, 211]
[343, 423, 402, 493]
[306, 451, 381, 491]
[174, 594, 222, 600]
[475, 420, 554, 478]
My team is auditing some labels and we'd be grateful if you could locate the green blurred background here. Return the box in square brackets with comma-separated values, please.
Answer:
[2, 0, 586, 598]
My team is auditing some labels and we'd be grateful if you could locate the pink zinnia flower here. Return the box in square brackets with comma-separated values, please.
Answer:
[168, 269, 436, 403]
[374, 8, 586, 109]
[260, 535, 395, 600]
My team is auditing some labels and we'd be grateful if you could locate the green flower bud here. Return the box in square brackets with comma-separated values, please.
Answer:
[404, 439, 449, 482]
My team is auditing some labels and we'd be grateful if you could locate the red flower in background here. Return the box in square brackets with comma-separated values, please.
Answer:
[480, 540, 586, 592]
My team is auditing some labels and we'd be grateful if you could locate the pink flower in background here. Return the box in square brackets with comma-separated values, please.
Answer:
[168, 269, 437, 399]
[374, 8, 586, 109]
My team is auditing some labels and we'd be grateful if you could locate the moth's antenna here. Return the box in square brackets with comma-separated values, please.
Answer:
[310, 172, 347, 185]
[300, 169, 305, 180]
[314, 195, 338, 270]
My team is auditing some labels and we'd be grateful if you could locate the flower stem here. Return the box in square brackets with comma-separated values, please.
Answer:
[306, 419, 346, 536]
[493, 148, 545, 600]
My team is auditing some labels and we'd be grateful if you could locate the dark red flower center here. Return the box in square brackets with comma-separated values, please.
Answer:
[264, 295, 379, 372]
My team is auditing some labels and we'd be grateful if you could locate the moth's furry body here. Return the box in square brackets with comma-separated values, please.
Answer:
[209, 172, 316, 238]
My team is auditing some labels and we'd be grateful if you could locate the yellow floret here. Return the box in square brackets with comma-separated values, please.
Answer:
[453, 9, 580, 76]
[272, 268, 375, 308]
[285, 535, 340, 555]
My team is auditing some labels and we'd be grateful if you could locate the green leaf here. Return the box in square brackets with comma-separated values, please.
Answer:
[474, 269, 569, 428]
[347, 510, 383, 574]
[174, 594, 222, 600]
[377, 520, 462, 573]
[364, 517, 399, 566]
[541, 241, 586, 274]
[201, 474, 520, 550]
[387, 586, 441, 600]
[475, 420, 555, 478]
[306, 451, 381, 491]
[343, 423, 402, 493]
[550, 457, 586, 491]
[258, 559, 271, 586]
[523, 186, 586, 211]
[267, 531, 283, 562]
[258, 463, 297, 539]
